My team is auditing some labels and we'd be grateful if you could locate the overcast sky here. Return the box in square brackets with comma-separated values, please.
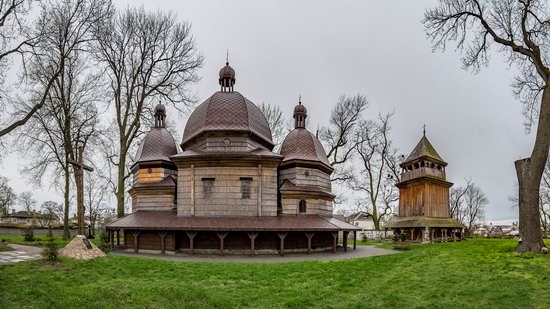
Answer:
[0, 0, 535, 223]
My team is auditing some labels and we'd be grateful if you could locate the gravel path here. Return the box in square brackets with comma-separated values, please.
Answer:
[0, 244, 42, 264]
[111, 245, 399, 263]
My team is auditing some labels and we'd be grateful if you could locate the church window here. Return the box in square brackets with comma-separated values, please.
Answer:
[240, 177, 252, 199]
[202, 178, 215, 199]
[147, 168, 152, 174]
[299, 200, 307, 213]
[305, 170, 310, 177]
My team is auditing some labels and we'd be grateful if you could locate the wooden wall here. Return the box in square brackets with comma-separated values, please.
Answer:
[177, 164, 278, 217]
[279, 167, 332, 191]
[398, 181, 450, 218]
[133, 167, 176, 185]
[281, 197, 333, 216]
[124, 230, 176, 251]
[131, 192, 175, 212]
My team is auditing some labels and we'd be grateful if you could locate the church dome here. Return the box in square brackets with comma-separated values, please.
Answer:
[135, 128, 178, 164]
[279, 128, 332, 171]
[134, 103, 177, 165]
[181, 91, 273, 149]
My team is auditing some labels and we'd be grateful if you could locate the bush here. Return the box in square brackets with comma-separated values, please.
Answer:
[41, 228, 58, 262]
[23, 226, 35, 242]
[98, 230, 111, 253]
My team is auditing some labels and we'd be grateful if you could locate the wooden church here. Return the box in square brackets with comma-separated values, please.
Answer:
[385, 132, 464, 242]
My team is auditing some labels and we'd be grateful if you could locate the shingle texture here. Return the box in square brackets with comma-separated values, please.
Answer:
[106, 210, 360, 231]
[404, 136, 445, 164]
[279, 128, 331, 168]
[135, 127, 178, 164]
[181, 91, 273, 149]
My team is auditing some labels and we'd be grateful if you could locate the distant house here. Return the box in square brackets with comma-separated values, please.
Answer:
[346, 212, 376, 230]
[1, 209, 60, 227]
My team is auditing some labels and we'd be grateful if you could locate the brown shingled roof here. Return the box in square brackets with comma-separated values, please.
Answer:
[134, 127, 178, 166]
[106, 210, 360, 231]
[402, 136, 446, 166]
[181, 91, 273, 150]
[279, 128, 332, 171]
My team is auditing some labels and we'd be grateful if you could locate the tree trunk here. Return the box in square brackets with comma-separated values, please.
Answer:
[116, 152, 126, 218]
[516, 85, 550, 253]
[62, 166, 70, 240]
[516, 159, 546, 252]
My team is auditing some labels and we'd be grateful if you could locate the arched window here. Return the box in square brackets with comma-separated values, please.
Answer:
[299, 200, 307, 213]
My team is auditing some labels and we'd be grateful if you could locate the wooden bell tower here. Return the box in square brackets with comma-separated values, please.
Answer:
[386, 132, 463, 242]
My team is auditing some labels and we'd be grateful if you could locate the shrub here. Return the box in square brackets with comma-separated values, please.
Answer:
[23, 226, 35, 242]
[41, 228, 58, 262]
[98, 230, 111, 253]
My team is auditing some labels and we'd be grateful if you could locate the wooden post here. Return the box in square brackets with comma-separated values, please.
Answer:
[158, 232, 168, 254]
[247, 232, 259, 256]
[343, 231, 349, 252]
[353, 231, 357, 250]
[217, 232, 228, 255]
[186, 232, 197, 255]
[109, 230, 114, 249]
[277, 233, 288, 256]
[410, 228, 415, 241]
[305, 233, 315, 255]
[116, 230, 120, 246]
[332, 232, 338, 253]
[132, 231, 140, 253]
[67, 146, 94, 235]
[431, 228, 435, 242]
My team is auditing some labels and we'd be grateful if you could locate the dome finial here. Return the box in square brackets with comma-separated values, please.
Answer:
[293, 96, 307, 129]
[423, 123, 426, 137]
[219, 54, 235, 92]
[154, 101, 166, 128]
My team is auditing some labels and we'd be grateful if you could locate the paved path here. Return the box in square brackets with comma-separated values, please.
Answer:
[0, 244, 42, 264]
[112, 245, 399, 263]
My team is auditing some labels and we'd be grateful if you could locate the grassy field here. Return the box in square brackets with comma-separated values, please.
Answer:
[1, 238, 549, 308]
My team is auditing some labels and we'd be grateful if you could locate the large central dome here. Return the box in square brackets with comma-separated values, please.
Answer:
[181, 91, 273, 149]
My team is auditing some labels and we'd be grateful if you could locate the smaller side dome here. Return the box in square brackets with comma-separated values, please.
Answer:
[134, 103, 177, 166]
[279, 128, 332, 173]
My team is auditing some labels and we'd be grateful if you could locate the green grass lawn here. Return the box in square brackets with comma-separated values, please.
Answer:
[1, 238, 549, 308]
[0, 242, 12, 252]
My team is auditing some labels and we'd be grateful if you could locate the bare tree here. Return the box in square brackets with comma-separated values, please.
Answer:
[463, 185, 488, 233]
[320, 94, 368, 183]
[39, 200, 62, 227]
[18, 191, 36, 212]
[348, 113, 400, 230]
[450, 178, 474, 223]
[450, 179, 487, 235]
[424, 0, 550, 252]
[94, 7, 203, 218]
[0, 0, 63, 140]
[0, 175, 16, 216]
[259, 102, 289, 148]
[84, 173, 110, 234]
[16, 0, 110, 239]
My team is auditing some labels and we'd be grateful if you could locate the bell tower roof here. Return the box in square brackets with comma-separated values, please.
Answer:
[400, 132, 447, 169]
